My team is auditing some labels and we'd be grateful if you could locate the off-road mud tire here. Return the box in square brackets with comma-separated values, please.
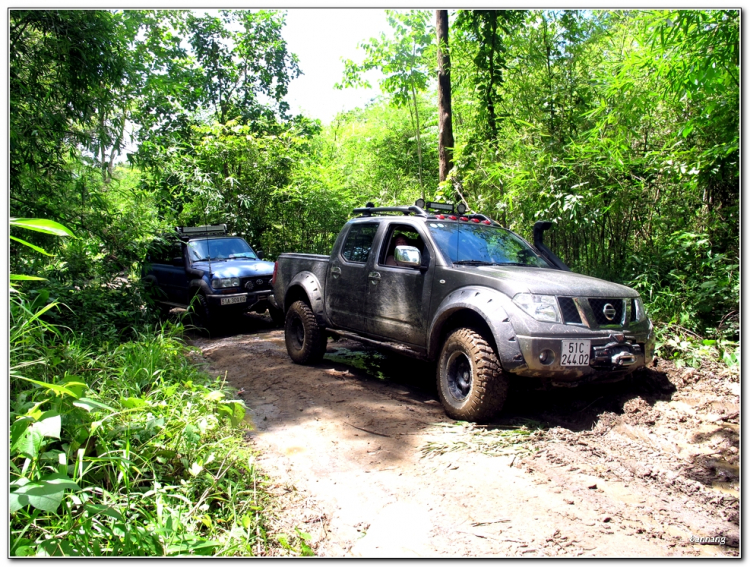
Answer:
[285, 300, 327, 364]
[437, 328, 508, 422]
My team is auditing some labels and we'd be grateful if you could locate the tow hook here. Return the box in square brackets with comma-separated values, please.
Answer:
[592, 340, 641, 368]
[612, 351, 636, 366]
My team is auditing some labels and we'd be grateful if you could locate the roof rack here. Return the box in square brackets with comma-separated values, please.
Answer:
[175, 224, 228, 240]
[353, 204, 427, 217]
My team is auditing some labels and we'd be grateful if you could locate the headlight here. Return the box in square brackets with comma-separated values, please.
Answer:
[213, 277, 240, 289]
[513, 293, 561, 323]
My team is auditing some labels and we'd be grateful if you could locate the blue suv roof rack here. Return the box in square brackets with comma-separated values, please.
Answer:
[175, 224, 228, 240]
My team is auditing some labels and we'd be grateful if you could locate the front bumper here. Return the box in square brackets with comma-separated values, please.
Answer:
[511, 330, 655, 384]
[206, 291, 274, 311]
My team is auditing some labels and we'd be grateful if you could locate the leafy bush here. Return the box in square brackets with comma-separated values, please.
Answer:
[32, 279, 160, 343]
[10, 294, 278, 556]
[627, 230, 739, 339]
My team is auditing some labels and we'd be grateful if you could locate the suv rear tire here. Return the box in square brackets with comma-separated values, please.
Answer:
[285, 300, 327, 364]
[437, 328, 508, 422]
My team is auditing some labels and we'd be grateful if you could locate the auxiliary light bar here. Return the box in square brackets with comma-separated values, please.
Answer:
[414, 199, 467, 215]
[175, 224, 227, 238]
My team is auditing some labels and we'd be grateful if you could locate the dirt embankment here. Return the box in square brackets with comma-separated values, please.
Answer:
[189, 315, 739, 557]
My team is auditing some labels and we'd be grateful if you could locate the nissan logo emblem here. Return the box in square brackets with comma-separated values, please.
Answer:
[603, 303, 617, 321]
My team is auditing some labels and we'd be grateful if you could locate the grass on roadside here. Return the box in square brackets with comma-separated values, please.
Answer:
[10, 293, 312, 556]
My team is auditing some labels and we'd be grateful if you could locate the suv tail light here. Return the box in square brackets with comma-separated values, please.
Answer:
[271, 261, 278, 285]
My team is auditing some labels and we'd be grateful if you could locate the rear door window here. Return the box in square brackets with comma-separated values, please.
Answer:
[341, 223, 379, 263]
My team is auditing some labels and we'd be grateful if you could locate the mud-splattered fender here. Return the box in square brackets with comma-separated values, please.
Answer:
[428, 286, 527, 372]
[284, 271, 327, 327]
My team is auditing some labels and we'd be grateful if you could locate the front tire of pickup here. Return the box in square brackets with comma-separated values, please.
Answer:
[285, 300, 327, 364]
[437, 328, 508, 422]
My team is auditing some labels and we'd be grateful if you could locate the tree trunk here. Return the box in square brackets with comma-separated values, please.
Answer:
[410, 79, 424, 198]
[436, 10, 455, 186]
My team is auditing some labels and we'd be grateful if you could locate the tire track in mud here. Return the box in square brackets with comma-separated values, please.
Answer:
[188, 315, 739, 557]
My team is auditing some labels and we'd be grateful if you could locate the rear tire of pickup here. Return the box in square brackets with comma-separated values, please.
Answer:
[285, 300, 327, 364]
[437, 328, 508, 422]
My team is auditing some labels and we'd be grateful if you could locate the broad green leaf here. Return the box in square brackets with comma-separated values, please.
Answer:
[204, 390, 225, 402]
[85, 504, 124, 521]
[10, 274, 47, 281]
[10, 218, 75, 237]
[121, 397, 147, 409]
[13, 428, 44, 459]
[9, 478, 30, 513]
[15, 376, 84, 398]
[11, 474, 79, 512]
[9, 235, 53, 256]
[218, 400, 246, 427]
[73, 397, 115, 413]
[10, 417, 33, 446]
[32, 414, 61, 439]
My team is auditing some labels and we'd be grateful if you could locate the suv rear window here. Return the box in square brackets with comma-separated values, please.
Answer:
[341, 223, 378, 263]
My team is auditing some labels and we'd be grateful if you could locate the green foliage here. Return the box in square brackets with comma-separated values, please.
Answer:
[653, 325, 739, 370]
[10, 295, 276, 556]
[338, 10, 435, 193]
[442, 9, 738, 338]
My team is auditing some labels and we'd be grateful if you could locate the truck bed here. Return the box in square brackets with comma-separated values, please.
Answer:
[273, 253, 330, 313]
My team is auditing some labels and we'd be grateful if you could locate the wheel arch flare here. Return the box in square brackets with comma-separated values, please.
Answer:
[427, 286, 527, 373]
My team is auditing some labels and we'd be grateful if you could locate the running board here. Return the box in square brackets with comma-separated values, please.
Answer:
[326, 329, 430, 361]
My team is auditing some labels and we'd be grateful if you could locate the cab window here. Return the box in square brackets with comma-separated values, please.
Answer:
[379, 224, 429, 267]
[341, 223, 379, 263]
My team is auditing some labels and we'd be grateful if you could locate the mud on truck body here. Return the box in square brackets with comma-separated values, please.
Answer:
[271, 201, 655, 422]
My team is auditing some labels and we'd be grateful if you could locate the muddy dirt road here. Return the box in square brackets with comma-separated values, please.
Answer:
[188, 314, 739, 557]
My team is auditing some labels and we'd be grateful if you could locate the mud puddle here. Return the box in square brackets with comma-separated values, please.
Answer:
[188, 316, 739, 557]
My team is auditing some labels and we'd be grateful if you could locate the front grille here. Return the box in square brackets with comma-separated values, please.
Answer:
[558, 297, 582, 324]
[588, 298, 625, 325]
[242, 276, 273, 292]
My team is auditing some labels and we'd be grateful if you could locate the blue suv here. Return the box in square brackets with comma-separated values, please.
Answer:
[143, 225, 283, 328]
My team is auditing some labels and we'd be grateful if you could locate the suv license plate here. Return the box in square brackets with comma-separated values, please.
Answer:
[560, 339, 591, 366]
[221, 296, 246, 306]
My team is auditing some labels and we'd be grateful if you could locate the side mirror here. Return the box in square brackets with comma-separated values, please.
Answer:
[256, 250, 264, 260]
[171, 257, 185, 267]
[394, 245, 421, 268]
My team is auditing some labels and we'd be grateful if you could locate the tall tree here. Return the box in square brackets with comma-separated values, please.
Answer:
[436, 10, 455, 186]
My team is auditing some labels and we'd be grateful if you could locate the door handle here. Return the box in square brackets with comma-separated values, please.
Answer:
[331, 266, 341, 278]
[368, 271, 381, 280]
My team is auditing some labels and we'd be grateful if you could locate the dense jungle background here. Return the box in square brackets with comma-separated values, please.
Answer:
[9, 9, 739, 556]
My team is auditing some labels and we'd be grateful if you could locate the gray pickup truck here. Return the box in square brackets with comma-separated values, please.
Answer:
[271, 202, 654, 421]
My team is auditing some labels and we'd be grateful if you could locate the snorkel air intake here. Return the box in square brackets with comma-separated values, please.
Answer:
[533, 221, 570, 271]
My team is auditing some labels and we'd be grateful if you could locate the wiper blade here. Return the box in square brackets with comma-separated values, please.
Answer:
[454, 260, 537, 267]
[195, 257, 227, 263]
[453, 260, 496, 266]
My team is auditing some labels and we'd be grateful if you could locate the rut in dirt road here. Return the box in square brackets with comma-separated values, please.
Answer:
[189, 315, 739, 557]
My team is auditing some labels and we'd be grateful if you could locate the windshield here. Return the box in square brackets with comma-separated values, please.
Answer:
[427, 222, 550, 267]
[187, 238, 258, 262]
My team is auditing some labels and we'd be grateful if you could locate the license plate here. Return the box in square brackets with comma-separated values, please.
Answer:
[220, 296, 246, 306]
[560, 339, 591, 366]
